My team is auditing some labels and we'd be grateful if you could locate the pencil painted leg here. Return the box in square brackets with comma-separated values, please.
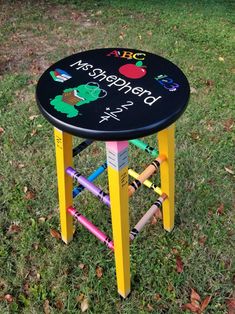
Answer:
[54, 128, 73, 244]
[157, 124, 175, 232]
[106, 141, 130, 298]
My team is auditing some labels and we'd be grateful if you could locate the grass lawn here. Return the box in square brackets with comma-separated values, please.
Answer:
[0, 0, 234, 313]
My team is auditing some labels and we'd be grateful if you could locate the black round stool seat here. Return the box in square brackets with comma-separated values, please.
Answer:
[36, 48, 190, 141]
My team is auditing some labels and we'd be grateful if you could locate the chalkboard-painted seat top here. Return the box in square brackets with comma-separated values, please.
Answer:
[36, 48, 190, 141]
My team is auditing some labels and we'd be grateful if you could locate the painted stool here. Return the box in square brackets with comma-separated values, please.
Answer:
[36, 48, 190, 298]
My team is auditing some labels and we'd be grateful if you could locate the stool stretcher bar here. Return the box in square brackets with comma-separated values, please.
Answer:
[66, 167, 110, 207]
[129, 139, 158, 157]
[128, 155, 166, 197]
[73, 162, 107, 198]
[128, 169, 162, 196]
[130, 194, 167, 240]
[68, 207, 114, 251]
[73, 139, 93, 157]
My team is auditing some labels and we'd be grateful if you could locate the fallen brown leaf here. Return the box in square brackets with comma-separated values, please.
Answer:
[31, 129, 37, 136]
[200, 295, 212, 313]
[176, 255, 184, 273]
[23, 282, 30, 296]
[191, 289, 201, 303]
[167, 283, 174, 292]
[81, 298, 89, 312]
[96, 266, 103, 278]
[172, 248, 179, 255]
[226, 298, 235, 314]
[191, 132, 201, 141]
[50, 229, 61, 240]
[43, 299, 50, 314]
[29, 115, 39, 121]
[0, 127, 4, 135]
[32, 243, 39, 250]
[225, 167, 234, 175]
[191, 289, 201, 311]
[190, 87, 197, 94]
[79, 263, 85, 269]
[76, 293, 84, 302]
[38, 217, 46, 223]
[223, 118, 234, 132]
[198, 235, 207, 246]
[7, 224, 21, 234]
[147, 303, 154, 312]
[55, 299, 64, 310]
[181, 303, 199, 312]
[216, 203, 224, 215]
[4, 294, 14, 303]
[205, 79, 214, 87]
[24, 190, 36, 200]
[153, 293, 161, 301]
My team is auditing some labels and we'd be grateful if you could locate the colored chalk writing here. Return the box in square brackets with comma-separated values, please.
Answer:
[155, 75, 179, 92]
[106, 50, 146, 60]
[99, 101, 134, 123]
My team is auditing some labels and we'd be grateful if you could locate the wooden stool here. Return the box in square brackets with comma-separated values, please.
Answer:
[36, 48, 190, 298]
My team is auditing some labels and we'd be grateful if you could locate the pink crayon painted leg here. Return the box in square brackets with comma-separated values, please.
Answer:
[106, 141, 130, 298]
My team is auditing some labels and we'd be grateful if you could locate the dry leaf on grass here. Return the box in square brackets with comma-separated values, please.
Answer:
[43, 299, 50, 314]
[96, 266, 103, 278]
[181, 303, 199, 313]
[223, 118, 234, 132]
[226, 298, 235, 314]
[200, 295, 212, 312]
[0, 127, 4, 135]
[225, 167, 234, 175]
[176, 255, 184, 273]
[55, 299, 64, 310]
[190, 87, 197, 94]
[182, 289, 212, 313]
[79, 263, 85, 269]
[29, 114, 39, 120]
[81, 298, 89, 312]
[24, 190, 36, 200]
[7, 224, 21, 234]
[216, 204, 224, 215]
[4, 294, 14, 303]
[147, 303, 154, 312]
[50, 229, 61, 240]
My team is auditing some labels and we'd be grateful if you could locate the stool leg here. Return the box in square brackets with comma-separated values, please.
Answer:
[157, 124, 175, 232]
[54, 128, 73, 244]
[106, 141, 130, 298]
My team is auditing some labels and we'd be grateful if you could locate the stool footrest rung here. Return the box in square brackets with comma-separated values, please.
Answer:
[66, 166, 110, 207]
[128, 155, 166, 197]
[73, 139, 93, 157]
[73, 162, 107, 198]
[129, 139, 158, 157]
[130, 193, 167, 240]
[128, 168, 162, 196]
[68, 207, 114, 251]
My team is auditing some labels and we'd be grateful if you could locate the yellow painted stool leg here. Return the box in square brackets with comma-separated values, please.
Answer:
[54, 128, 73, 244]
[106, 141, 130, 298]
[157, 124, 175, 232]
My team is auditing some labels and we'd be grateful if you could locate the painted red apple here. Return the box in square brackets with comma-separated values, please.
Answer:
[119, 61, 147, 79]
